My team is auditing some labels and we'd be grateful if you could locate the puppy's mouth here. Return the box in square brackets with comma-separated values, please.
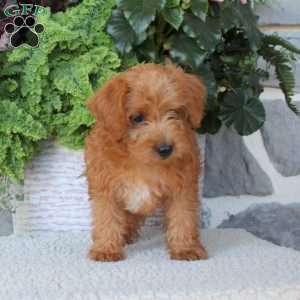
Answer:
[154, 143, 174, 160]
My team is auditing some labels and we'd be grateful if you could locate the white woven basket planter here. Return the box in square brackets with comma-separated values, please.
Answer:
[15, 140, 90, 233]
[15, 136, 207, 234]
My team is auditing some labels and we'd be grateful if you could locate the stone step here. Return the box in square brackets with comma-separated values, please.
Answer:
[0, 229, 299, 300]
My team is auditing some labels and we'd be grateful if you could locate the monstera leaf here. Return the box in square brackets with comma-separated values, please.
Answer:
[219, 89, 266, 136]
[116, 0, 166, 34]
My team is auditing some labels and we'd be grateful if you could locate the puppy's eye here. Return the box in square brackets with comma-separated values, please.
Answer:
[130, 113, 145, 124]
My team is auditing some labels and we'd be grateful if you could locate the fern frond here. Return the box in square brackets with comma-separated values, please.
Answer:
[260, 46, 299, 115]
[263, 34, 300, 55]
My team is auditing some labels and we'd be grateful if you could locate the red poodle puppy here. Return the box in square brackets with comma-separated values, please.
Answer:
[85, 63, 208, 262]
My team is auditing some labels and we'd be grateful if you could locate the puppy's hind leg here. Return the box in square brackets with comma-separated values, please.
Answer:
[89, 198, 127, 262]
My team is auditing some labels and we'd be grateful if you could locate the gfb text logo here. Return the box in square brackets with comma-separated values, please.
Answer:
[4, 2, 45, 48]
[4, 3, 44, 17]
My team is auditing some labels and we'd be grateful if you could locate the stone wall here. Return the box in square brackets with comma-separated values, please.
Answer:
[203, 0, 300, 199]
[204, 0, 300, 251]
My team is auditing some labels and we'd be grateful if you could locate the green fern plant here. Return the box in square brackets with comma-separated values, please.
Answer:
[0, 0, 120, 181]
[262, 34, 300, 55]
[260, 34, 300, 114]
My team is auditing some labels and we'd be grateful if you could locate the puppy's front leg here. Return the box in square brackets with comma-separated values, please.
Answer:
[164, 191, 208, 261]
[89, 198, 126, 262]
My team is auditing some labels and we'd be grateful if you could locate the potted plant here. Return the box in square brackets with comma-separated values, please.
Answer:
[0, 0, 121, 232]
[107, 0, 300, 136]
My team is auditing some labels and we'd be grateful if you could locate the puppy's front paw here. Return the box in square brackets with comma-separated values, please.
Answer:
[88, 249, 125, 262]
[124, 230, 140, 245]
[170, 245, 208, 261]
[124, 234, 138, 245]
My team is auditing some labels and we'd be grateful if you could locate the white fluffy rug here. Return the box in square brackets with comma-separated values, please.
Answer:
[1, 228, 300, 300]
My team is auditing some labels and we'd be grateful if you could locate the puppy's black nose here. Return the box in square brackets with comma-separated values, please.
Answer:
[156, 144, 173, 159]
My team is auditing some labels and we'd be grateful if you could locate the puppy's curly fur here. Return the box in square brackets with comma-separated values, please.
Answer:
[85, 63, 208, 262]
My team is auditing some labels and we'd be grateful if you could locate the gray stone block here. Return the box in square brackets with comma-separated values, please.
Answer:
[256, 0, 300, 25]
[0, 210, 13, 236]
[203, 127, 274, 197]
[219, 202, 300, 251]
[0, 175, 23, 210]
[201, 204, 212, 229]
[261, 100, 300, 177]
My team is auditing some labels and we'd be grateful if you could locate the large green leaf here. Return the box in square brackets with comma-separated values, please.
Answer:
[117, 0, 166, 34]
[182, 12, 220, 52]
[166, 0, 180, 8]
[162, 7, 184, 30]
[137, 38, 160, 62]
[107, 9, 143, 54]
[220, 7, 239, 32]
[219, 89, 266, 135]
[218, 1, 261, 49]
[234, 2, 261, 50]
[170, 33, 206, 69]
[191, 0, 208, 21]
[196, 63, 217, 100]
[198, 111, 222, 135]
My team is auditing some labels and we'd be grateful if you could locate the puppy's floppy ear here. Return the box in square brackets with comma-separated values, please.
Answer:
[167, 64, 207, 129]
[86, 74, 130, 140]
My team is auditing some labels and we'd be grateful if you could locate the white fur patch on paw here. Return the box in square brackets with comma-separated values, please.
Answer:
[126, 184, 150, 213]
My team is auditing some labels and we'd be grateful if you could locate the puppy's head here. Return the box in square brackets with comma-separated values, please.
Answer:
[87, 63, 206, 163]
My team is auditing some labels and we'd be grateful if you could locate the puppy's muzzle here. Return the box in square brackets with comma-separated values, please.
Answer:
[155, 143, 173, 159]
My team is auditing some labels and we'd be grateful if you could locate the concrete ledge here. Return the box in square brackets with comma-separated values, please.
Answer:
[1, 229, 300, 300]
[256, 0, 300, 25]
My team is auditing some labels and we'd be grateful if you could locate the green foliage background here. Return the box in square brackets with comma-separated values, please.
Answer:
[0, 0, 299, 183]
[107, 0, 300, 137]
[0, 0, 120, 181]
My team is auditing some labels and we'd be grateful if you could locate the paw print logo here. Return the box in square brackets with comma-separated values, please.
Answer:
[4, 16, 44, 48]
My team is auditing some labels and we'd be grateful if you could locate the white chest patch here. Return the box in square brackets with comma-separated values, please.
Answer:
[126, 185, 150, 214]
